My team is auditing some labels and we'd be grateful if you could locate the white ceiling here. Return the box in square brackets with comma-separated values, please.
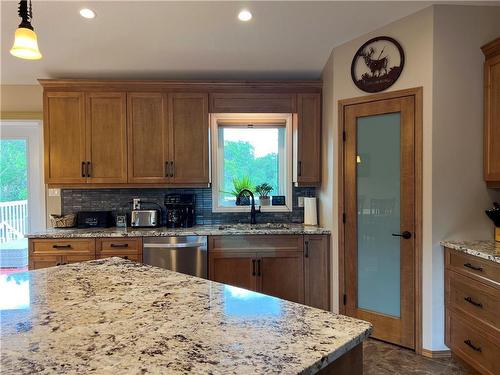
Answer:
[1, 1, 440, 84]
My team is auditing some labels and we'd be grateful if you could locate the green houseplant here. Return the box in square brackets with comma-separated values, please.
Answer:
[222, 176, 254, 206]
[255, 183, 273, 206]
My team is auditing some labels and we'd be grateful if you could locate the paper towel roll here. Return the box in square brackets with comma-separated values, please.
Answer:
[304, 197, 318, 226]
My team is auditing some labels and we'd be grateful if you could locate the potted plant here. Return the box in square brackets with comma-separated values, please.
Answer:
[222, 176, 254, 206]
[255, 183, 273, 206]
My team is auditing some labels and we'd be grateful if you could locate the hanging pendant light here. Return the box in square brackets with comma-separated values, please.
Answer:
[10, 0, 42, 60]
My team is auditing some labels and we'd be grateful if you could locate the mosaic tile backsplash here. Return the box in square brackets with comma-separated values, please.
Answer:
[61, 187, 316, 225]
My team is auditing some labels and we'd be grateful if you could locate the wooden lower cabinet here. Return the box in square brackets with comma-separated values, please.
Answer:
[209, 234, 329, 307]
[30, 255, 62, 270]
[29, 238, 96, 270]
[444, 247, 500, 375]
[96, 238, 143, 262]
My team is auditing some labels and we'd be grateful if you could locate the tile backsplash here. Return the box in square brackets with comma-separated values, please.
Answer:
[61, 187, 316, 225]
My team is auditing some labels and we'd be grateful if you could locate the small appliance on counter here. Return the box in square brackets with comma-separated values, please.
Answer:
[77, 211, 113, 228]
[130, 199, 161, 228]
[485, 202, 500, 242]
[165, 194, 195, 228]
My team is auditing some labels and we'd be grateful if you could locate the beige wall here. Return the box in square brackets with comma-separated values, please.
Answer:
[321, 4, 500, 351]
[0, 84, 43, 113]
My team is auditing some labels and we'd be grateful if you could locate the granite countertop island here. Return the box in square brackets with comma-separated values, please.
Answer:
[440, 240, 500, 264]
[26, 223, 331, 239]
[1, 258, 371, 374]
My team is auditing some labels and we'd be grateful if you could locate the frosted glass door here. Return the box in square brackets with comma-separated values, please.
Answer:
[356, 113, 401, 317]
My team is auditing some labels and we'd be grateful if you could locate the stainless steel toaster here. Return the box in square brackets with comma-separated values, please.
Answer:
[130, 210, 159, 227]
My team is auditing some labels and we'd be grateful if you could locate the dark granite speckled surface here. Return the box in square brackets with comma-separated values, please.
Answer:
[1, 258, 370, 374]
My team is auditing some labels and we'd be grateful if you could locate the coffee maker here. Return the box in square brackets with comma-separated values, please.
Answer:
[164, 194, 195, 228]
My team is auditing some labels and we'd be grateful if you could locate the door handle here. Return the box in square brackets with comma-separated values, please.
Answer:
[298, 161, 302, 177]
[170, 161, 174, 178]
[463, 263, 483, 272]
[81, 161, 86, 178]
[252, 259, 256, 276]
[392, 231, 412, 239]
[304, 241, 309, 258]
[165, 161, 169, 177]
[463, 339, 481, 352]
[257, 259, 261, 276]
[464, 296, 483, 308]
[110, 243, 129, 248]
[52, 244, 72, 249]
[86, 161, 91, 177]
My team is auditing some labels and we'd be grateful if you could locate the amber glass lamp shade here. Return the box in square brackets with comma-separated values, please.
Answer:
[10, 27, 42, 60]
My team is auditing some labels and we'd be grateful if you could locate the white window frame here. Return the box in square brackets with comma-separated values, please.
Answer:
[210, 113, 293, 213]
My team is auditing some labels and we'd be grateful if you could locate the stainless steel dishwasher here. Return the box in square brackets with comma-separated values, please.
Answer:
[142, 236, 207, 279]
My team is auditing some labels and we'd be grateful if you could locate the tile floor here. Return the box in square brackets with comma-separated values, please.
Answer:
[364, 339, 471, 375]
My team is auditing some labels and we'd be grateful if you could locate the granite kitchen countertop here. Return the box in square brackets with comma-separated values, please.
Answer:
[0, 258, 371, 374]
[440, 240, 500, 264]
[26, 223, 331, 239]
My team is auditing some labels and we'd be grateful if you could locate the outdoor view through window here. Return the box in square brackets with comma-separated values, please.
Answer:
[219, 126, 285, 206]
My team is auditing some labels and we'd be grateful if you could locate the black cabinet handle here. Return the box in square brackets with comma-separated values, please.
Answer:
[305, 241, 309, 258]
[252, 259, 256, 276]
[86, 161, 91, 177]
[257, 259, 261, 276]
[165, 161, 169, 177]
[52, 244, 72, 249]
[170, 161, 174, 178]
[298, 161, 302, 177]
[122, 256, 129, 260]
[464, 339, 481, 352]
[56, 262, 61, 266]
[81, 162, 86, 178]
[464, 296, 483, 308]
[392, 231, 412, 239]
[464, 263, 483, 272]
[110, 243, 129, 248]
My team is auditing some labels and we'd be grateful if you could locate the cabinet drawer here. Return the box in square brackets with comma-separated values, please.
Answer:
[97, 254, 141, 262]
[446, 311, 500, 375]
[446, 248, 500, 285]
[30, 239, 95, 255]
[210, 235, 303, 254]
[447, 270, 500, 330]
[96, 238, 142, 253]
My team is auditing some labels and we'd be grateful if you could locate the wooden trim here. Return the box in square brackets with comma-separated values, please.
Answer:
[421, 348, 452, 359]
[338, 87, 423, 353]
[38, 79, 322, 93]
[0, 112, 43, 120]
[47, 183, 211, 189]
[481, 37, 500, 59]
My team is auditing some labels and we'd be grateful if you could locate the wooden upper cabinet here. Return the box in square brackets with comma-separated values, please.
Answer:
[169, 93, 209, 184]
[483, 38, 500, 186]
[86, 92, 127, 183]
[127, 93, 169, 184]
[210, 93, 296, 113]
[44, 92, 86, 184]
[296, 93, 321, 185]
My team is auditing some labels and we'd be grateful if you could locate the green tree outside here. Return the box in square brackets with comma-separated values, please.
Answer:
[0, 140, 28, 202]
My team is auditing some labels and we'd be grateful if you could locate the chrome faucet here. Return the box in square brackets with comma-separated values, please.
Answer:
[237, 189, 261, 224]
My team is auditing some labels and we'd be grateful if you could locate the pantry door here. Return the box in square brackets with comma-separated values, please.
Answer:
[342, 92, 420, 350]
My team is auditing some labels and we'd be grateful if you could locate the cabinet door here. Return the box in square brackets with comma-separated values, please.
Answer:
[30, 255, 61, 270]
[127, 93, 169, 183]
[209, 252, 257, 291]
[484, 53, 500, 183]
[86, 92, 127, 183]
[304, 235, 330, 310]
[296, 93, 321, 185]
[169, 93, 209, 184]
[210, 93, 296, 113]
[258, 251, 304, 304]
[44, 92, 86, 184]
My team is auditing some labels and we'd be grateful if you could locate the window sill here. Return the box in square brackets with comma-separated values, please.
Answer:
[212, 205, 292, 213]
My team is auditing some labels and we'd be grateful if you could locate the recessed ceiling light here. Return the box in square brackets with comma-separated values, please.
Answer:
[79, 8, 96, 19]
[238, 9, 252, 22]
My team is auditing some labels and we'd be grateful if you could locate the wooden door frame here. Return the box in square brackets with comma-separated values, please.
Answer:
[337, 87, 423, 354]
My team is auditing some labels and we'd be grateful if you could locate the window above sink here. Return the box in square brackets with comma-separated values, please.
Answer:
[210, 113, 293, 213]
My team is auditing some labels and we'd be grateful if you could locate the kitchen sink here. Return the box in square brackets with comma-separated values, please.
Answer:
[217, 223, 291, 230]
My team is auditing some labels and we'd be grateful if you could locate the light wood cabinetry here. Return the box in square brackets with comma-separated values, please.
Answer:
[127, 93, 169, 183]
[86, 92, 127, 183]
[169, 93, 209, 184]
[296, 93, 321, 185]
[482, 37, 500, 187]
[304, 235, 330, 310]
[96, 238, 143, 262]
[209, 234, 330, 307]
[44, 92, 86, 184]
[444, 248, 500, 375]
[29, 239, 96, 269]
[40, 80, 322, 188]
